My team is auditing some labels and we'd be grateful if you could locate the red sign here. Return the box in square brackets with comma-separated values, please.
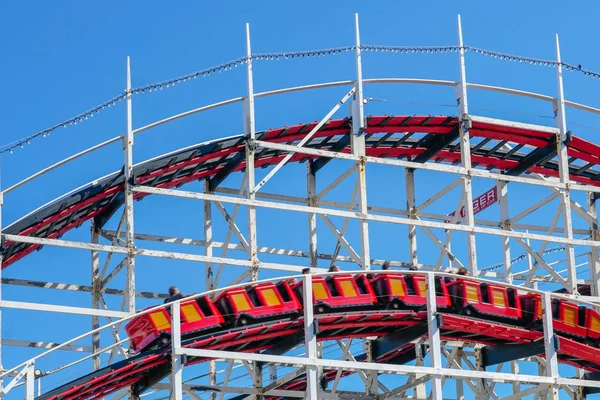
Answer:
[445, 186, 498, 224]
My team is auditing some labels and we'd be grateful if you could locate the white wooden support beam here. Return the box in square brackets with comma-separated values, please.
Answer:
[426, 273, 443, 400]
[205, 179, 217, 400]
[204, 180, 215, 293]
[100, 258, 127, 291]
[123, 56, 136, 313]
[171, 301, 183, 400]
[179, 345, 600, 389]
[25, 364, 34, 400]
[269, 365, 277, 385]
[307, 162, 318, 268]
[317, 165, 356, 199]
[588, 192, 600, 296]
[254, 362, 264, 400]
[435, 195, 466, 269]
[457, 15, 478, 277]
[303, 275, 318, 399]
[328, 181, 359, 269]
[510, 192, 560, 224]
[126, 185, 600, 249]
[523, 207, 562, 287]
[352, 13, 370, 271]
[0, 299, 130, 318]
[90, 223, 101, 371]
[457, 348, 465, 400]
[320, 215, 362, 266]
[244, 23, 259, 281]
[516, 235, 568, 287]
[254, 87, 355, 194]
[406, 169, 418, 267]
[215, 201, 250, 252]
[413, 344, 426, 399]
[98, 210, 126, 284]
[542, 292, 559, 399]
[214, 174, 250, 287]
[554, 34, 577, 294]
[497, 180, 512, 283]
[511, 360, 520, 397]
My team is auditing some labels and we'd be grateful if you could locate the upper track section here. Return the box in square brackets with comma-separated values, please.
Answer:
[4, 114, 600, 268]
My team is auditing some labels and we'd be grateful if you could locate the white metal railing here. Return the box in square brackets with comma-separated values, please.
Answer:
[4, 74, 597, 201]
[3, 270, 600, 397]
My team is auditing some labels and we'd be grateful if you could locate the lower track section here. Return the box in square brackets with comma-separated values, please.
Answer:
[37, 308, 600, 400]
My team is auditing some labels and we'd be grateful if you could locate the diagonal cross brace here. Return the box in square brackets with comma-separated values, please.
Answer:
[254, 87, 356, 193]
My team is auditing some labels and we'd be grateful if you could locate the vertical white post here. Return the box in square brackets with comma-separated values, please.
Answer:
[204, 180, 216, 400]
[269, 365, 277, 385]
[497, 181, 512, 283]
[204, 180, 214, 293]
[124, 56, 136, 313]
[406, 169, 418, 267]
[208, 361, 217, 400]
[244, 23, 259, 282]
[426, 273, 443, 400]
[307, 162, 318, 268]
[588, 193, 600, 296]
[511, 360, 520, 395]
[352, 13, 370, 271]
[91, 222, 101, 370]
[254, 362, 264, 400]
[354, 14, 376, 395]
[413, 344, 426, 399]
[542, 292, 559, 399]
[526, 230, 534, 274]
[554, 34, 577, 294]
[303, 275, 318, 399]
[456, 348, 464, 400]
[456, 15, 478, 277]
[171, 301, 183, 400]
[25, 364, 34, 400]
[475, 349, 487, 400]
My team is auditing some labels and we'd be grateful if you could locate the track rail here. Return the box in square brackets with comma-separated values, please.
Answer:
[35, 290, 600, 400]
[4, 115, 600, 269]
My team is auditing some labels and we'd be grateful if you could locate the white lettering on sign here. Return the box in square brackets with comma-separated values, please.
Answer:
[445, 186, 498, 224]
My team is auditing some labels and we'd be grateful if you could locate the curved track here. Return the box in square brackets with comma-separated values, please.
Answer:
[5, 115, 600, 269]
[36, 289, 600, 400]
[5, 115, 600, 398]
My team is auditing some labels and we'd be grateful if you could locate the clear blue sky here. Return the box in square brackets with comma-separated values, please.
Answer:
[1, 0, 600, 398]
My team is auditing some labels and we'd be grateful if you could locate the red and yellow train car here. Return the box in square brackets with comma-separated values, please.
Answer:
[293, 275, 377, 313]
[214, 282, 301, 326]
[520, 294, 600, 342]
[126, 297, 223, 352]
[447, 279, 522, 320]
[126, 307, 172, 352]
[370, 274, 451, 310]
[126, 272, 600, 355]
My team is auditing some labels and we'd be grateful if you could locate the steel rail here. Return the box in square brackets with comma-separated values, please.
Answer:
[4, 270, 599, 382]
[5, 76, 594, 198]
[2, 135, 123, 195]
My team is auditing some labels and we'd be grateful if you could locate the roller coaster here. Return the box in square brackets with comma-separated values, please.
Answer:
[3, 12, 600, 400]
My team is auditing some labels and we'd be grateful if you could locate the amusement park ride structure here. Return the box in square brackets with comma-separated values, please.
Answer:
[2, 12, 600, 400]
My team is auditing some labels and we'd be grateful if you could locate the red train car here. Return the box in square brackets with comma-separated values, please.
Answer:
[214, 282, 301, 326]
[126, 307, 172, 352]
[179, 297, 224, 338]
[447, 279, 522, 320]
[293, 274, 377, 313]
[126, 297, 223, 352]
[520, 294, 600, 341]
[370, 274, 451, 310]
